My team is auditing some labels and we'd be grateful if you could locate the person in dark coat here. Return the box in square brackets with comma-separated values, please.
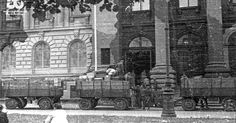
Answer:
[0, 105, 9, 123]
[140, 78, 152, 110]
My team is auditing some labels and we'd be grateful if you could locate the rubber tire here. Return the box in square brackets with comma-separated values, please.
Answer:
[78, 99, 92, 110]
[5, 98, 18, 109]
[38, 97, 53, 110]
[223, 99, 236, 111]
[182, 98, 196, 111]
[114, 98, 128, 110]
[17, 98, 27, 109]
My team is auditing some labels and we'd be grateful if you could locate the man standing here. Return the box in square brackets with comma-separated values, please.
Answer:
[0, 105, 9, 123]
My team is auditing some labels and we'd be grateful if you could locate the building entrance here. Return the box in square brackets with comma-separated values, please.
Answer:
[124, 48, 155, 85]
[124, 36, 154, 85]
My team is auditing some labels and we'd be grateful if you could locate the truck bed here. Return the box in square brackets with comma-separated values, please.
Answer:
[0, 78, 63, 98]
[181, 77, 236, 97]
[72, 78, 131, 98]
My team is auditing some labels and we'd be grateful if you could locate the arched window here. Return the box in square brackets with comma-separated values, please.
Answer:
[228, 31, 236, 76]
[69, 40, 87, 67]
[129, 37, 152, 47]
[175, 34, 207, 77]
[2, 45, 16, 70]
[34, 42, 50, 68]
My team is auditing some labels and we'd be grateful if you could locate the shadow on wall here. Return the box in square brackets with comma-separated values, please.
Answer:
[96, 30, 118, 63]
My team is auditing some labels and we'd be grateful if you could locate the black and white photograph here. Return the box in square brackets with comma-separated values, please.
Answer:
[0, 0, 235, 123]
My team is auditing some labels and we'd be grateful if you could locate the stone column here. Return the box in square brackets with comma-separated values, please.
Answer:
[150, 0, 175, 88]
[205, 0, 230, 77]
[23, 8, 30, 29]
[55, 7, 63, 27]
[64, 8, 70, 27]
[29, 9, 34, 29]
[0, 0, 6, 31]
[150, 0, 176, 117]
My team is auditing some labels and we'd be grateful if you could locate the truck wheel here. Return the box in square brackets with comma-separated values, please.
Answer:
[17, 98, 27, 109]
[114, 98, 128, 110]
[223, 99, 236, 111]
[182, 98, 196, 111]
[38, 97, 53, 110]
[5, 98, 18, 109]
[78, 99, 92, 110]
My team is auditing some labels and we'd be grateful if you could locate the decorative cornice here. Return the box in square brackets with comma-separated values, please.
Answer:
[223, 24, 236, 45]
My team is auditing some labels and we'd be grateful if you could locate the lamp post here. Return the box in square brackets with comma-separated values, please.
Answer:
[93, 4, 97, 71]
[161, 0, 176, 117]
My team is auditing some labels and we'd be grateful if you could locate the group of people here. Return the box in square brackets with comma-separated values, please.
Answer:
[131, 77, 161, 110]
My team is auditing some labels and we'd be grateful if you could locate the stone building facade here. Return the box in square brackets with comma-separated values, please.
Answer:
[0, 2, 118, 79]
[1, 0, 236, 87]
[0, 1, 118, 98]
[117, 0, 236, 85]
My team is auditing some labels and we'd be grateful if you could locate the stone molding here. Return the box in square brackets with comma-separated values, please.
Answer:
[223, 24, 236, 46]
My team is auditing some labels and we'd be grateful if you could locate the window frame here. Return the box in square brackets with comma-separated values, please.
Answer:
[69, 40, 87, 67]
[2, 45, 16, 70]
[131, 0, 150, 11]
[5, 15, 22, 30]
[33, 41, 50, 68]
[231, 0, 236, 4]
[179, 0, 198, 8]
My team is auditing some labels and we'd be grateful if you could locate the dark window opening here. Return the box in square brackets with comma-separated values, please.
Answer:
[101, 48, 110, 65]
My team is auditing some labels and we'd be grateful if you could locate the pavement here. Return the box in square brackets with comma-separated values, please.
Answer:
[3, 103, 236, 119]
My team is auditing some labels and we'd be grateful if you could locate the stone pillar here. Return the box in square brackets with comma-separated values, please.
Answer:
[150, 0, 176, 117]
[205, 0, 230, 77]
[55, 7, 63, 27]
[29, 9, 34, 29]
[23, 8, 30, 29]
[0, 0, 6, 31]
[64, 8, 70, 27]
[150, 0, 175, 88]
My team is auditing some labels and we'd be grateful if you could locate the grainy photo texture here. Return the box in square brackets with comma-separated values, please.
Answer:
[0, 0, 235, 123]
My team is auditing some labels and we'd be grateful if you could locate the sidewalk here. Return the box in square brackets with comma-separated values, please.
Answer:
[2, 101, 235, 119]
[5, 105, 236, 119]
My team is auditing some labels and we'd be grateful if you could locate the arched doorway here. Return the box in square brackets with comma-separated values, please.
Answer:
[124, 37, 155, 85]
[174, 34, 208, 78]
